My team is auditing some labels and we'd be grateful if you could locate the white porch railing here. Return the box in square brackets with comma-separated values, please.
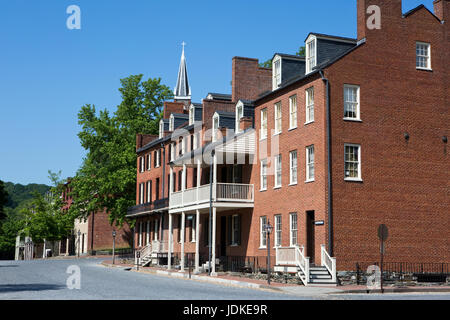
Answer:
[321, 244, 337, 283]
[275, 246, 309, 286]
[152, 240, 168, 253]
[170, 183, 254, 209]
[295, 246, 310, 286]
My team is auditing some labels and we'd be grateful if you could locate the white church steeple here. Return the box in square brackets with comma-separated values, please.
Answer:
[174, 42, 191, 102]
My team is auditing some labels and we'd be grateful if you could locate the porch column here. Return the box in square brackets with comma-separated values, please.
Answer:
[169, 166, 174, 196]
[182, 164, 186, 206]
[168, 213, 173, 270]
[211, 207, 217, 276]
[196, 159, 201, 202]
[195, 209, 200, 273]
[180, 212, 185, 272]
[213, 153, 217, 200]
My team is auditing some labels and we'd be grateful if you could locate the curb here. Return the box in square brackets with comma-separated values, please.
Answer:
[100, 262, 283, 292]
[336, 287, 450, 294]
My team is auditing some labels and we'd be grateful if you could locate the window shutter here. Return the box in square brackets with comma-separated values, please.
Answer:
[237, 215, 241, 246]
[227, 216, 232, 245]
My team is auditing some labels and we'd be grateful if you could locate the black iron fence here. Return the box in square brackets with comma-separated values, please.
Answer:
[355, 262, 449, 284]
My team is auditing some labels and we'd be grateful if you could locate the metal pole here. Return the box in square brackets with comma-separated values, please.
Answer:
[112, 231, 116, 265]
[208, 150, 214, 275]
[380, 240, 384, 294]
[267, 230, 271, 286]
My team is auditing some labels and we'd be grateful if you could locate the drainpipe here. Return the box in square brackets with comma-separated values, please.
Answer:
[319, 70, 333, 256]
[208, 150, 215, 275]
[161, 143, 166, 199]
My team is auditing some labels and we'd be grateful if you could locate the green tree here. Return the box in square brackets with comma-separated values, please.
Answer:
[69, 75, 173, 226]
[0, 180, 8, 222]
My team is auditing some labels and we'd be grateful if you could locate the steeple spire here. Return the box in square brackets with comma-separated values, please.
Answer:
[174, 41, 191, 102]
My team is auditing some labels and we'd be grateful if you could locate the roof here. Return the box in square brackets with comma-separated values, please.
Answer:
[206, 93, 232, 101]
[174, 45, 191, 99]
[402, 4, 442, 22]
[305, 32, 357, 43]
[215, 111, 235, 118]
[272, 53, 305, 61]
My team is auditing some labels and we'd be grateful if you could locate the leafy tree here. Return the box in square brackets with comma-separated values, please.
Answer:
[69, 75, 173, 226]
[0, 180, 8, 222]
[259, 46, 306, 68]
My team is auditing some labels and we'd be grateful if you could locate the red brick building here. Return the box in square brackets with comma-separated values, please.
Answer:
[129, 0, 449, 285]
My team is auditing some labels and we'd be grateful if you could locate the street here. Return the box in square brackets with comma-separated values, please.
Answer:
[0, 258, 449, 300]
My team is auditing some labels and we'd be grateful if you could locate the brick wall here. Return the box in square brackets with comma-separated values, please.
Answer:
[232, 57, 272, 102]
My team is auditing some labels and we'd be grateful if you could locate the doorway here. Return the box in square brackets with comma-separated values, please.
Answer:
[220, 216, 227, 257]
[306, 211, 315, 265]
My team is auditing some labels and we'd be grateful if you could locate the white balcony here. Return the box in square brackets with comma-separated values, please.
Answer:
[169, 183, 254, 211]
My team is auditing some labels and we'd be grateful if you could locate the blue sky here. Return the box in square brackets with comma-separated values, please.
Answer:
[0, 0, 434, 185]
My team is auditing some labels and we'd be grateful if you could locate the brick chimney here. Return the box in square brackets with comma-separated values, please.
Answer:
[136, 134, 158, 150]
[239, 117, 253, 132]
[232, 57, 272, 102]
[357, 0, 403, 40]
[434, 0, 449, 21]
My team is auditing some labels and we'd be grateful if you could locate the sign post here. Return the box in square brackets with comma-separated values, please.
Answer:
[377, 224, 388, 294]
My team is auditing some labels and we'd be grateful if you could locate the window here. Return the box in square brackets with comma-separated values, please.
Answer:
[306, 145, 315, 182]
[236, 103, 244, 133]
[273, 58, 281, 89]
[290, 213, 298, 247]
[170, 142, 175, 161]
[146, 154, 151, 171]
[260, 216, 267, 248]
[274, 102, 282, 134]
[274, 215, 282, 247]
[179, 137, 185, 155]
[139, 183, 145, 204]
[306, 37, 317, 74]
[155, 149, 161, 168]
[231, 215, 241, 246]
[154, 219, 159, 241]
[289, 95, 297, 129]
[191, 215, 196, 242]
[159, 120, 164, 139]
[260, 159, 268, 191]
[169, 114, 174, 132]
[189, 105, 195, 125]
[139, 156, 145, 173]
[275, 154, 282, 188]
[138, 222, 143, 247]
[260, 108, 268, 139]
[344, 85, 360, 120]
[290, 150, 298, 185]
[416, 42, 431, 70]
[146, 181, 152, 203]
[306, 87, 314, 123]
[146, 221, 150, 245]
[212, 113, 219, 142]
[344, 144, 361, 180]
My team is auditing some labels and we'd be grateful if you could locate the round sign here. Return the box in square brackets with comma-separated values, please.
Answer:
[377, 224, 388, 241]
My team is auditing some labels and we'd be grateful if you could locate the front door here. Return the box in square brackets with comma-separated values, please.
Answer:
[306, 211, 315, 265]
[220, 216, 227, 257]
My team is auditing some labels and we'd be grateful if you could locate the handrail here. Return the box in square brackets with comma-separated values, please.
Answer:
[295, 245, 310, 286]
[321, 244, 337, 283]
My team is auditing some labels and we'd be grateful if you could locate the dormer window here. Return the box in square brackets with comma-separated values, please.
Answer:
[306, 36, 317, 74]
[159, 120, 164, 139]
[169, 114, 175, 132]
[273, 56, 281, 90]
[189, 105, 195, 125]
[235, 101, 244, 133]
[212, 113, 220, 142]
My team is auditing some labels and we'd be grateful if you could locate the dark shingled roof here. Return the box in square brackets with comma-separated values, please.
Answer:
[206, 93, 232, 101]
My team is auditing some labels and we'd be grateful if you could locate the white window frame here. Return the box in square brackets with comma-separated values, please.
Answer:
[260, 216, 267, 248]
[306, 36, 317, 74]
[306, 145, 315, 182]
[159, 120, 164, 139]
[155, 149, 161, 168]
[289, 213, 298, 247]
[416, 42, 431, 70]
[231, 214, 240, 246]
[289, 95, 297, 130]
[146, 181, 151, 203]
[274, 214, 282, 247]
[169, 114, 175, 132]
[273, 56, 282, 90]
[260, 159, 268, 191]
[289, 150, 298, 185]
[344, 144, 362, 181]
[343, 85, 361, 121]
[189, 105, 195, 125]
[139, 156, 145, 173]
[170, 142, 175, 161]
[139, 183, 145, 204]
[146, 221, 150, 245]
[154, 219, 159, 241]
[260, 108, 268, 140]
[212, 113, 220, 142]
[147, 153, 151, 171]
[191, 215, 196, 243]
[138, 222, 143, 247]
[305, 87, 315, 124]
[235, 101, 244, 133]
[274, 102, 282, 135]
[274, 154, 282, 188]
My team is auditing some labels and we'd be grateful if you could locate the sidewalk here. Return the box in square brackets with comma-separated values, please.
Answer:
[100, 260, 450, 296]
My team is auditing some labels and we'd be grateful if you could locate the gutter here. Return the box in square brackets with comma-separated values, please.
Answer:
[319, 69, 333, 256]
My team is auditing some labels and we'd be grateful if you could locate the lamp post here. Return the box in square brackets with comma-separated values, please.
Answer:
[77, 230, 81, 258]
[112, 230, 117, 265]
[264, 220, 273, 285]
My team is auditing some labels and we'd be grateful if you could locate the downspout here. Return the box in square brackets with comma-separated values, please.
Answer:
[319, 70, 333, 256]
[161, 143, 166, 199]
[208, 150, 215, 275]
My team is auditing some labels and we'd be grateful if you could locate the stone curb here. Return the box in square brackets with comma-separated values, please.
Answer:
[100, 261, 282, 292]
[336, 287, 450, 294]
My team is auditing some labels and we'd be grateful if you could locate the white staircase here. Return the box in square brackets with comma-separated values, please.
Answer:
[275, 244, 337, 286]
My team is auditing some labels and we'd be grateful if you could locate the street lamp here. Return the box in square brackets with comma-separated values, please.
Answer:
[264, 220, 273, 285]
[77, 230, 81, 258]
[112, 230, 117, 265]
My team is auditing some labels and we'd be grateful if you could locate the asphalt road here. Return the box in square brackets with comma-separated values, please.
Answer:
[0, 258, 449, 300]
